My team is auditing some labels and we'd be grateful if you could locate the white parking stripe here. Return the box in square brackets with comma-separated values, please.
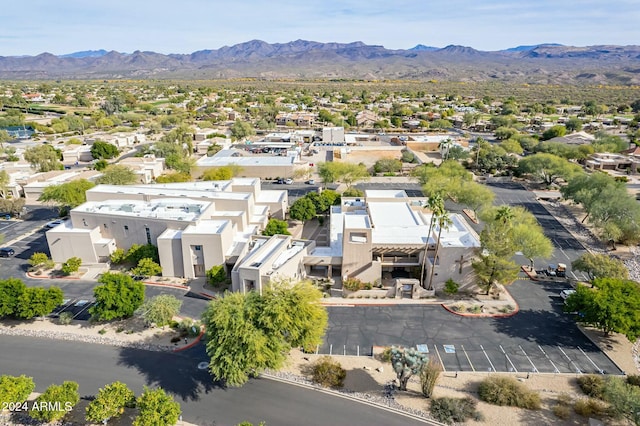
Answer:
[433, 344, 446, 372]
[578, 346, 604, 374]
[500, 345, 518, 373]
[461, 345, 475, 372]
[480, 345, 496, 372]
[520, 345, 538, 372]
[558, 346, 582, 374]
[539, 345, 560, 373]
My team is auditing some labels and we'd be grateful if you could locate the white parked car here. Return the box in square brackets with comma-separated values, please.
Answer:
[45, 219, 65, 229]
[284, 178, 293, 185]
[560, 289, 576, 301]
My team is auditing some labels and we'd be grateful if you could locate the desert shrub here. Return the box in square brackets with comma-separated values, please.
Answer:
[627, 375, 640, 387]
[310, 356, 346, 388]
[577, 375, 605, 399]
[470, 305, 482, 314]
[552, 393, 573, 420]
[478, 376, 541, 409]
[574, 398, 608, 418]
[109, 248, 127, 265]
[553, 404, 571, 420]
[380, 347, 393, 363]
[343, 277, 368, 291]
[443, 278, 459, 295]
[420, 357, 442, 398]
[603, 376, 640, 424]
[58, 311, 73, 325]
[430, 397, 483, 424]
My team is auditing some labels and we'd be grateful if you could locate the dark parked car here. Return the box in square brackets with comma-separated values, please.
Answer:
[0, 248, 15, 257]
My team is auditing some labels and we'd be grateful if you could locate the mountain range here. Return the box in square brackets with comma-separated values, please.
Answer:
[1, 39, 639, 84]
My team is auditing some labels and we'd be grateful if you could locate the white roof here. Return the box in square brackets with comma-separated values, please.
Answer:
[183, 220, 228, 234]
[364, 190, 407, 199]
[257, 190, 286, 203]
[344, 213, 370, 229]
[196, 155, 295, 167]
[76, 198, 209, 222]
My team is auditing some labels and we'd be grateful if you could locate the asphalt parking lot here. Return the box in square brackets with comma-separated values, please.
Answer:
[50, 297, 95, 321]
[320, 278, 623, 375]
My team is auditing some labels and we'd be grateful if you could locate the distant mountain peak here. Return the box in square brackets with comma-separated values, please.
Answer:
[503, 43, 563, 52]
[409, 44, 439, 51]
[60, 49, 109, 58]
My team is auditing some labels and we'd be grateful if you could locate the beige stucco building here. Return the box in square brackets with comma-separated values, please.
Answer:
[45, 178, 288, 279]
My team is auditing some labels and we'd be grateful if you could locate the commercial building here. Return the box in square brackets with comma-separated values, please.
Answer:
[46, 178, 288, 279]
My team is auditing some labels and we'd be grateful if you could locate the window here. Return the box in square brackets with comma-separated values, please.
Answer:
[145, 227, 151, 244]
[103, 223, 108, 229]
[82, 219, 87, 227]
[124, 225, 129, 231]
[194, 245, 202, 251]
[349, 232, 368, 243]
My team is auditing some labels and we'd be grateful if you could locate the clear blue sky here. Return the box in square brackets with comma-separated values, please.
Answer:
[2, 0, 638, 56]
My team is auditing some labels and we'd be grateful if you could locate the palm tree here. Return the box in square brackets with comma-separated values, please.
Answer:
[427, 212, 452, 291]
[420, 194, 445, 288]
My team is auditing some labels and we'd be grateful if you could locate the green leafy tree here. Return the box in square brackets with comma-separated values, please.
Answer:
[90, 272, 145, 321]
[373, 159, 402, 174]
[85, 381, 136, 424]
[137, 295, 182, 327]
[206, 265, 227, 286]
[131, 258, 162, 278]
[289, 197, 316, 222]
[125, 244, 159, 264]
[565, 117, 583, 132]
[31, 381, 79, 422]
[133, 386, 181, 426]
[565, 278, 640, 341]
[39, 179, 96, 213]
[571, 253, 629, 282]
[342, 187, 364, 197]
[90, 140, 119, 160]
[0, 278, 27, 318]
[96, 165, 138, 185]
[24, 144, 63, 172]
[93, 159, 109, 171]
[230, 120, 255, 141]
[29, 252, 50, 269]
[202, 165, 243, 181]
[414, 160, 472, 199]
[16, 286, 63, 319]
[517, 153, 583, 187]
[541, 125, 567, 140]
[456, 181, 495, 219]
[155, 172, 192, 183]
[202, 280, 327, 386]
[0, 375, 35, 404]
[61, 256, 82, 275]
[262, 219, 290, 236]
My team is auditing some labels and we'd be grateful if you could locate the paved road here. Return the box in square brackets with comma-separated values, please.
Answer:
[0, 336, 433, 426]
[486, 181, 589, 281]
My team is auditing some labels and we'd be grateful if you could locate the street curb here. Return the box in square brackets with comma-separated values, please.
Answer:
[172, 327, 205, 353]
[521, 265, 540, 281]
[197, 292, 216, 300]
[260, 373, 442, 425]
[142, 281, 190, 290]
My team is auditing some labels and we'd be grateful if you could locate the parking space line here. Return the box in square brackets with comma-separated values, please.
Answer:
[461, 345, 475, 372]
[519, 345, 538, 373]
[434, 344, 446, 372]
[538, 345, 560, 373]
[72, 303, 93, 320]
[480, 345, 496, 372]
[578, 346, 604, 374]
[500, 345, 518, 373]
[56, 299, 77, 315]
[558, 346, 582, 374]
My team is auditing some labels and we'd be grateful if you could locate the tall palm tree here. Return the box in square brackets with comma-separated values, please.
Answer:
[427, 212, 452, 291]
[420, 194, 445, 288]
